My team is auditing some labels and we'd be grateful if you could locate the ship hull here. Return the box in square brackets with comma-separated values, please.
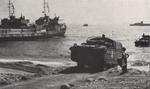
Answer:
[135, 41, 150, 47]
[135, 35, 150, 47]
[0, 34, 65, 41]
[130, 24, 150, 26]
[0, 28, 66, 41]
[0, 34, 64, 41]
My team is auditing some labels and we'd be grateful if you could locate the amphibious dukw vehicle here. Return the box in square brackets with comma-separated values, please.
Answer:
[70, 35, 125, 69]
[135, 34, 150, 47]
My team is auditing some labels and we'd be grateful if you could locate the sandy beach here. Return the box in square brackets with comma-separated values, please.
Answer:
[0, 60, 149, 89]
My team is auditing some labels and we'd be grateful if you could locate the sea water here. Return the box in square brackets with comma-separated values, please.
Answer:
[0, 24, 150, 67]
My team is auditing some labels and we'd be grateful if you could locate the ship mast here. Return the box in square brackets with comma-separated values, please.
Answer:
[8, 0, 15, 17]
[43, 0, 46, 15]
[43, 0, 50, 15]
[8, 0, 11, 17]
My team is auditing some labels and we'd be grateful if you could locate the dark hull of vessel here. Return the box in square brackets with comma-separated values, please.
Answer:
[0, 29, 65, 41]
[0, 34, 65, 41]
[0, 35, 64, 41]
[130, 24, 150, 26]
[0, 35, 65, 41]
[135, 41, 150, 47]
[0, 36, 46, 41]
[83, 24, 88, 26]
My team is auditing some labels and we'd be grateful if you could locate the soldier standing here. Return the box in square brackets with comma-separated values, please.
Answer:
[118, 47, 129, 74]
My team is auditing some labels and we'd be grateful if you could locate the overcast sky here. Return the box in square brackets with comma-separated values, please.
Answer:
[0, 0, 150, 24]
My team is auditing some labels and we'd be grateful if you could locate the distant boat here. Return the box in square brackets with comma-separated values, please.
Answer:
[135, 33, 150, 47]
[83, 24, 88, 27]
[130, 21, 150, 26]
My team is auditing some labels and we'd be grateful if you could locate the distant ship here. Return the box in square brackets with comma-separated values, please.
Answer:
[0, 0, 66, 41]
[83, 24, 88, 27]
[135, 33, 150, 47]
[130, 21, 150, 26]
[35, 0, 66, 36]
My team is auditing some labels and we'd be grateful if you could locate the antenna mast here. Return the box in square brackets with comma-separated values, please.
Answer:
[43, 0, 50, 15]
[47, 0, 50, 13]
[43, 0, 46, 14]
[8, 0, 11, 17]
[8, 0, 15, 17]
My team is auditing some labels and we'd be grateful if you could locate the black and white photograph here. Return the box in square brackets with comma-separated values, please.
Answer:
[0, 0, 150, 89]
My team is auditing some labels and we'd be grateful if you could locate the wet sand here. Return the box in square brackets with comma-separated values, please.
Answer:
[0, 60, 150, 89]
[0, 61, 68, 87]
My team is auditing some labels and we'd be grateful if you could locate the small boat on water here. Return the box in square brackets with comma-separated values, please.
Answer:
[130, 21, 150, 26]
[135, 34, 150, 47]
[0, 0, 66, 41]
[83, 24, 88, 27]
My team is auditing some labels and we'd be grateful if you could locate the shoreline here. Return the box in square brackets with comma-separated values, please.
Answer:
[0, 60, 150, 88]
[0, 60, 70, 87]
[0, 59, 77, 67]
[0, 59, 149, 71]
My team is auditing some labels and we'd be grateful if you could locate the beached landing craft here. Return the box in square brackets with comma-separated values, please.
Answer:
[0, 0, 66, 41]
[135, 34, 150, 47]
[70, 35, 125, 69]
